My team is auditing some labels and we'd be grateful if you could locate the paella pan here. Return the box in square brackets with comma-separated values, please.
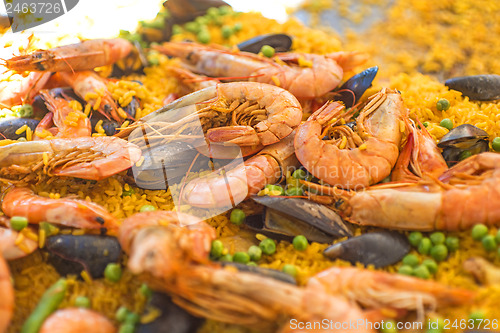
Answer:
[1, 0, 500, 332]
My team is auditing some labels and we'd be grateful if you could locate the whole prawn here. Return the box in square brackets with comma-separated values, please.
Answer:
[119, 211, 373, 333]
[39, 308, 116, 333]
[295, 88, 407, 190]
[0, 255, 13, 333]
[303, 152, 500, 231]
[4, 38, 133, 72]
[155, 41, 365, 99]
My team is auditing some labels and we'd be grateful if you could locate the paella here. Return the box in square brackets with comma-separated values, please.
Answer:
[1, 0, 500, 332]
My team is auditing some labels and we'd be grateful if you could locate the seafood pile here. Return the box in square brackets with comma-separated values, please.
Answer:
[2, 0, 500, 332]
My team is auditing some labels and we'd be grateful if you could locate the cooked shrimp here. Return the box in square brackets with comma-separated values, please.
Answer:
[295, 88, 407, 190]
[35, 90, 92, 139]
[39, 308, 116, 333]
[0, 218, 38, 260]
[0, 255, 14, 333]
[155, 42, 359, 99]
[120, 211, 372, 332]
[0, 136, 141, 182]
[2, 187, 119, 231]
[0, 71, 51, 108]
[308, 266, 474, 313]
[181, 131, 298, 208]
[303, 152, 500, 230]
[4, 38, 133, 72]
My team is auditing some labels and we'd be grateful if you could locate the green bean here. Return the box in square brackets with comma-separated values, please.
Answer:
[21, 278, 67, 333]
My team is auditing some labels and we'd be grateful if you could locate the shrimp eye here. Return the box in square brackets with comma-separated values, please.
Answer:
[96, 216, 105, 224]
[335, 199, 344, 209]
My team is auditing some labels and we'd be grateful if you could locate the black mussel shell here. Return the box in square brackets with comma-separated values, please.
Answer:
[0, 118, 39, 140]
[437, 124, 489, 166]
[111, 42, 148, 77]
[164, 0, 230, 23]
[137, 292, 204, 333]
[237, 34, 293, 54]
[221, 262, 296, 284]
[323, 231, 410, 268]
[45, 235, 121, 279]
[32, 87, 82, 118]
[123, 96, 140, 118]
[249, 196, 352, 242]
[89, 115, 121, 136]
[445, 75, 500, 101]
[334, 66, 378, 108]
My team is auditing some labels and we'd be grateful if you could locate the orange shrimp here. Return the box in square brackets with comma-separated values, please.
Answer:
[0, 255, 14, 333]
[2, 187, 119, 231]
[308, 266, 474, 313]
[181, 130, 298, 208]
[4, 38, 133, 72]
[0, 71, 51, 108]
[0, 136, 141, 181]
[34, 90, 92, 139]
[155, 42, 364, 99]
[120, 211, 373, 332]
[295, 88, 407, 190]
[39, 308, 116, 333]
[0, 218, 38, 260]
[303, 152, 500, 231]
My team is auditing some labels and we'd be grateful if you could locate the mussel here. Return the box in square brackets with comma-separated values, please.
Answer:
[32, 87, 83, 118]
[45, 235, 121, 278]
[333, 66, 378, 108]
[246, 196, 352, 243]
[445, 74, 500, 101]
[137, 292, 204, 333]
[237, 34, 293, 54]
[221, 262, 296, 284]
[0, 118, 39, 140]
[437, 124, 489, 166]
[323, 231, 410, 268]
[111, 42, 149, 77]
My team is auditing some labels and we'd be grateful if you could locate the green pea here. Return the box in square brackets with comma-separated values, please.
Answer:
[381, 319, 398, 333]
[172, 24, 183, 35]
[430, 244, 448, 261]
[492, 137, 500, 152]
[115, 306, 129, 322]
[248, 245, 262, 261]
[125, 312, 140, 325]
[233, 252, 250, 264]
[139, 205, 156, 212]
[118, 323, 135, 333]
[265, 184, 285, 196]
[285, 186, 304, 196]
[459, 150, 473, 161]
[74, 296, 90, 308]
[219, 254, 233, 262]
[422, 258, 438, 274]
[471, 224, 489, 240]
[430, 232, 446, 245]
[398, 265, 413, 276]
[233, 22, 242, 32]
[282, 264, 298, 277]
[445, 236, 459, 251]
[260, 45, 275, 58]
[104, 263, 122, 283]
[496, 229, 500, 243]
[408, 231, 423, 247]
[414, 264, 431, 279]
[206, 7, 220, 17]
[210, 240, 224, 258]
[436, 98, 450, 111]
[122, 187, 135, 196]
[197, 29, 211, 44]
[247, 261, 258, 267]
[184, 21, 200, 34]
[418, 237, 432, 255]
[195, 16, 209, 25]
[10, 216, 28, 231]
[482, 235, 497, 252]
[221, 25, 233, 39]
[402, 254, 419, 267]
[140, 283, 152, 299]
[439, 118, 453, 130]
[292, 235, 308, 251]
[17, 104, 34, 118]
[148, 57, 160, 67]
[423, 121, 429, 127]
[292, 169, 307, 180]
[230, 208, 246, 225]
[259, 238, 276, 255]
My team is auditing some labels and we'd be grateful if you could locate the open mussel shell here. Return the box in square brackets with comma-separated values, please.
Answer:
[111, 42, 149, 77]
[137, 292, 204, 333]
[334, 66, 378, 108]
[45, 235, 121, 279]
[221, 262, 296, 284]
[437, 124, 489, 166]
[248, 196, 352, 243]
[0, 118, 39, 140]
[237, 34, 293, 54]
[324, 231, 410, 268]
[445, 75, 500, 101]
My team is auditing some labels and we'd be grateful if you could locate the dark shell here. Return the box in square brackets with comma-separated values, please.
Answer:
[221, 262, 296, 284]
[89, 115, 121, 136]
[0, 118, 39, 140]
[437, 124, 489, 166]
[334, 66, 378, 108]
[248, 196, 352, 242]
[137, 292, 204, 333]
[111, 42, 148, 77]
[237, 34, 293, 54]
[323, 231, 410, 268]
[45, 235, 121, 279]
[445, 75, 500, 101]
[123, 96, 140, 118]
[32, 87, 82, 118]
[163, 0, 230, 23]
